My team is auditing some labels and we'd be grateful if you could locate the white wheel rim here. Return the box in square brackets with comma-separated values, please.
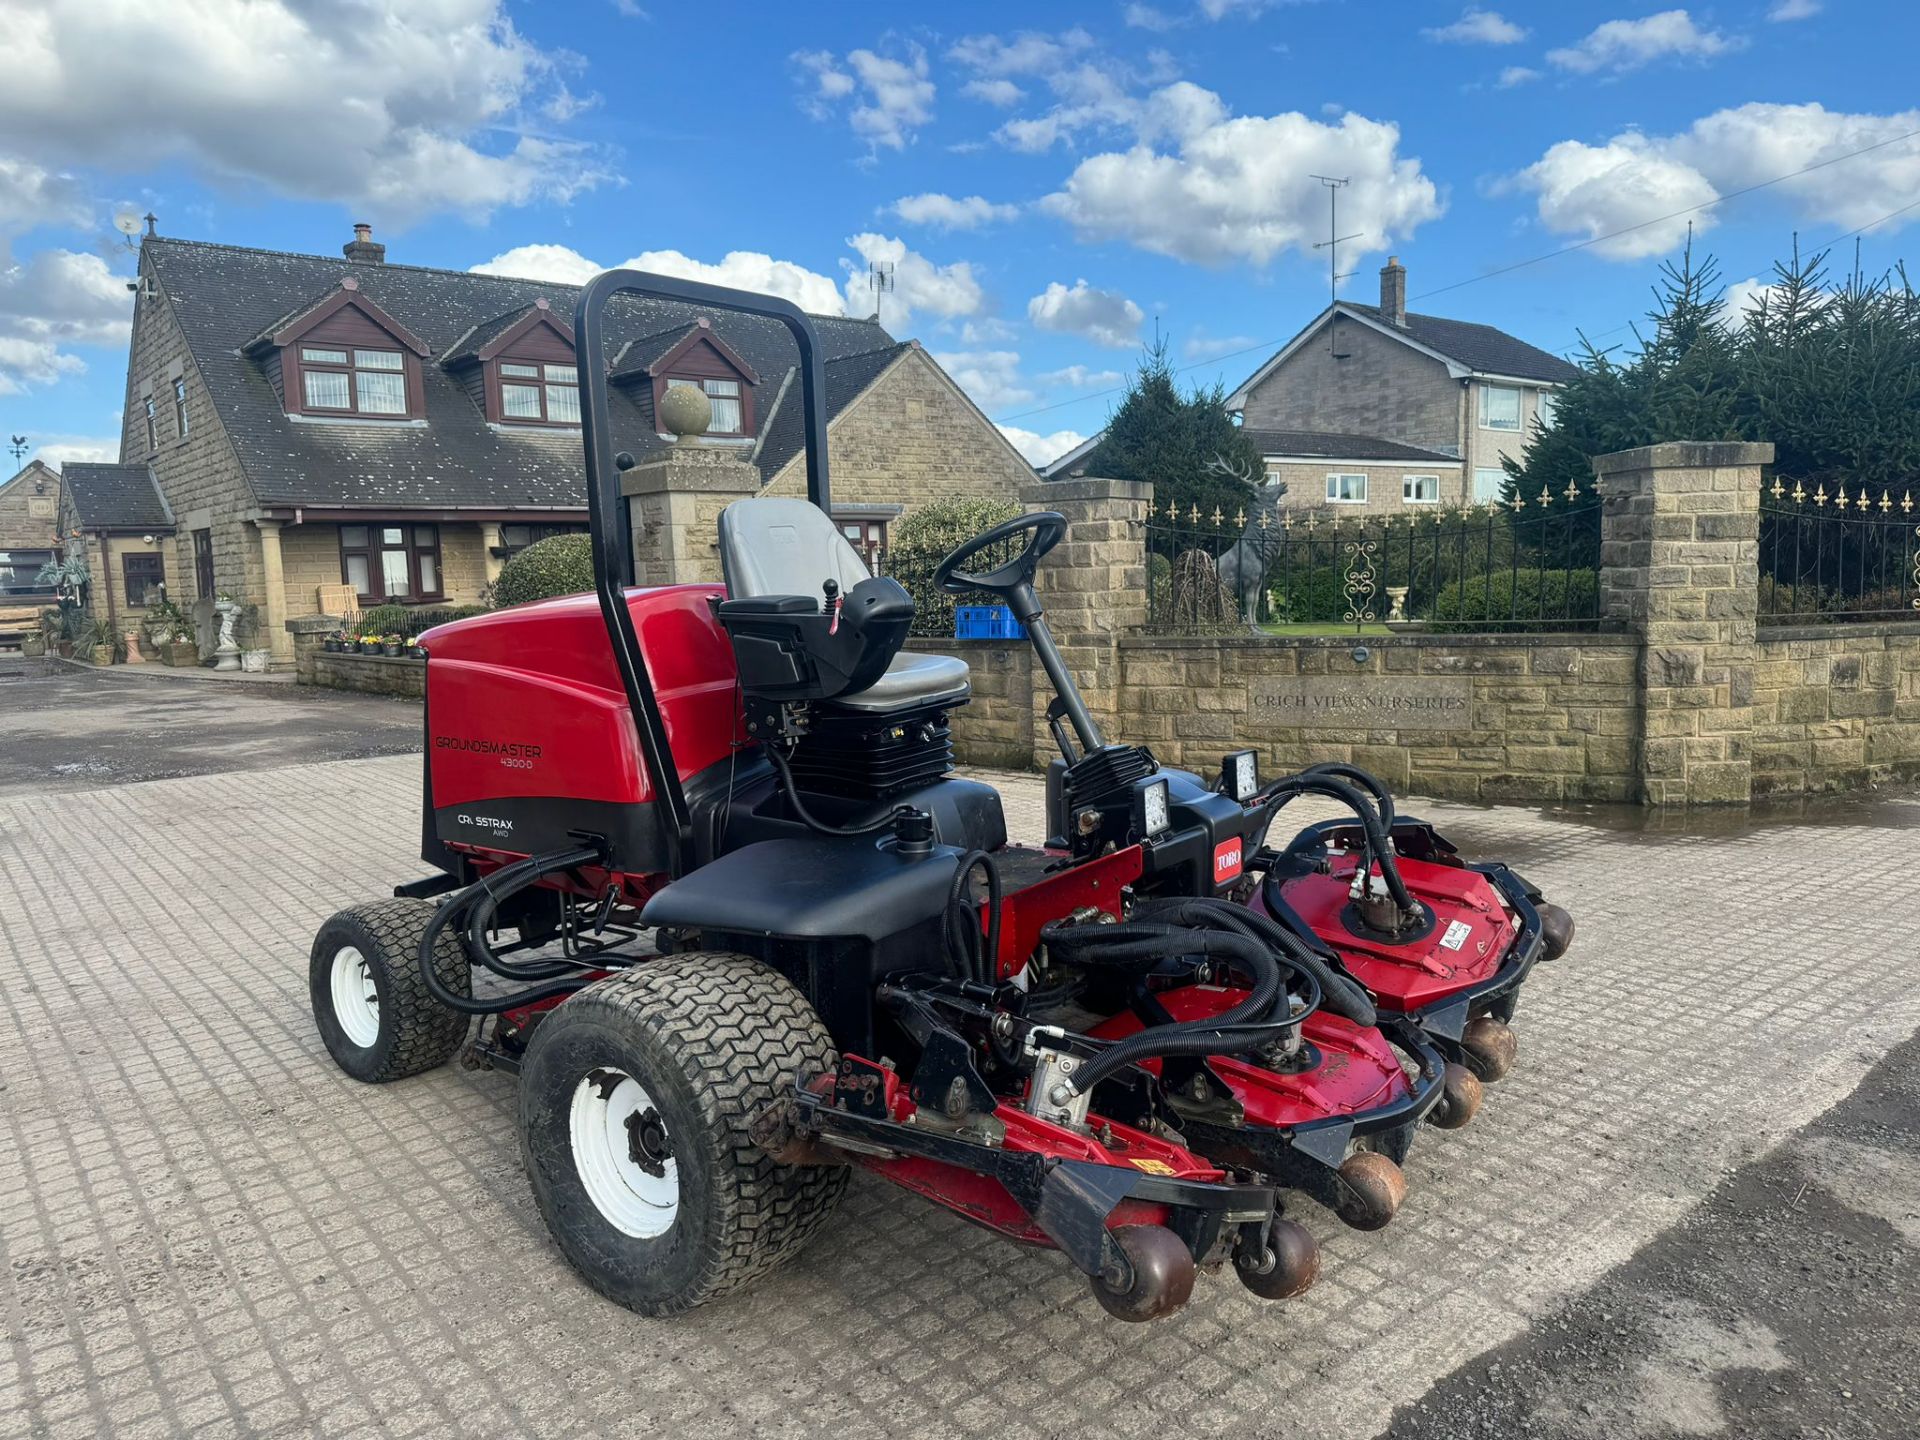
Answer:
[330, 945, 381, 1048]
[570, 1068, 680, 1238]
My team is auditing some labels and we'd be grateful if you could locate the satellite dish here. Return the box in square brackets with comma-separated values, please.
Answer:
[113, 211, 143, 237]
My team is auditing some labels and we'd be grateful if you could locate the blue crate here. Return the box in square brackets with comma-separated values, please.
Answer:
[954, 604, 1027, 640]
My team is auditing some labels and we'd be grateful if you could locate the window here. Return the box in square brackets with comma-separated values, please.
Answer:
[496, 522, 588, 558]
[1478, 384, 1522, 431]
[1402, 474, 1439, 504]
[124, 553, 165, 606]
[1325, 473, 1368, 504]
[340, 523, 442, 602]
[838, 518, 887, 567]
[300, 346, 409, 416]
[193, 528, 215, 599]
[1534, 390, 1558, 430]
[497, 361, 580, 425]
[666, 377, 746, 435]
[172, 377, 189, 439]
[1473, 468, 1507, 504]
[144, 394, 159, 452]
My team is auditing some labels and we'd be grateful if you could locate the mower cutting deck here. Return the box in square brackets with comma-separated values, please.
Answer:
[307, 269, 1573, 1323]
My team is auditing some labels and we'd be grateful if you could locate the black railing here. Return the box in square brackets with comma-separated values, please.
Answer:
[1760, 479, 1920, 623]
[1144, 490, 1605, 634]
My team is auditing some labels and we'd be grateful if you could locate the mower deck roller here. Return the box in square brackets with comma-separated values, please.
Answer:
[307, 269, 1574, 1322]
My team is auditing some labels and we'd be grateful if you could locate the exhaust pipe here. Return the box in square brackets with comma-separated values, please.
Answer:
[1090, 1225, 1197, 1322]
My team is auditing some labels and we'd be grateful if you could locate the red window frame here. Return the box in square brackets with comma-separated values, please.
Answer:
[293, 345, 413, 418]
[663, 376, 750, 437]
[494, 359, 581, 427]
[339, 523, 444, 603]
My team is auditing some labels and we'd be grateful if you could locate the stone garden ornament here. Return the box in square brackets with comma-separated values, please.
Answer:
[1207, 453, 1288, 627]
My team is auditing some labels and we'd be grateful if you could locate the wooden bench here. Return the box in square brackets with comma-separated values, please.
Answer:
[0, 601, 46, 653]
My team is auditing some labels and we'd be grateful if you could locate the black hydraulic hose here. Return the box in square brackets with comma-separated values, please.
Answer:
[944, 849, 1003, 988]
[1043, 921, 1296, 1093]
[1135, 895, 1376, 1028]
[1251, 773, 1418, 916]
[765, 744, 911, 837]
[417, 845, 606, 1015]
[1299, 762, 1396, 832]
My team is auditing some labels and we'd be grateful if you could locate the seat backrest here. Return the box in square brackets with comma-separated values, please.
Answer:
[718, 498, 872, 600]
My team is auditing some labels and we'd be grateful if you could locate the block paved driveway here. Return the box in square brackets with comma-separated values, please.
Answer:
[3, 733, 1918, 1437]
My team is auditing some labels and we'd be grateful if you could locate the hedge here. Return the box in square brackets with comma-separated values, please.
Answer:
[1429, 568, 1599, 632]
[882, 494, 1024, 637]
[493, 534, 596, 608]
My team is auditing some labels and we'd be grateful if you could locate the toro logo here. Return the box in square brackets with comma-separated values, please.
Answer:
[1212, 839, 1243, 884]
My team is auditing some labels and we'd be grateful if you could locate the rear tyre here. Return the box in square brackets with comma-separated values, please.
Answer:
[518, 953, 849, 1317]
[310, 899, 471, 1083]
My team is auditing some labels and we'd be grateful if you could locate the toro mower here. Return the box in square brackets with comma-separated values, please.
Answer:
[308, 271, 1549, 1323]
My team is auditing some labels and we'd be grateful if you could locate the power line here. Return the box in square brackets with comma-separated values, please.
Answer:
[992, 127, 1920, 427]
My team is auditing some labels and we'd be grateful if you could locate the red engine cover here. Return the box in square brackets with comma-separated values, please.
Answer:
[419, 585, 744, 859]
[1266, 854, 1518, 1014]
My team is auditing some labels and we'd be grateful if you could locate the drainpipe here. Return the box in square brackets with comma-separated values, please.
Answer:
[97, 529, 118, 635]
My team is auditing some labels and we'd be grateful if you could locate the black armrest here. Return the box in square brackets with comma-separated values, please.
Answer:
[716, 594, 819, 616]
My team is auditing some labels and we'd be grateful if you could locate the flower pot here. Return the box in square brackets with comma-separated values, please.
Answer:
[360, 640, 383, 656]
[57, 641, 74, 658]
[22, 635, 46, 657]
[322, 637, 340, 653]
[408, 645, 426, 660]
[382, 642, 402, 657]
[163, 639, 200, 666]
[90, 644, 114, 665]
[240, 648, 271, 673]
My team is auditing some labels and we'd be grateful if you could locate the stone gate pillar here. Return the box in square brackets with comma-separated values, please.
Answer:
[1019, 476, 1151, 753]
[1593, 441, 1771, 805]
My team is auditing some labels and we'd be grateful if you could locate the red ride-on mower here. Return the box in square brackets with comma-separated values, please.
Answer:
[308, 271, 1468, 1323]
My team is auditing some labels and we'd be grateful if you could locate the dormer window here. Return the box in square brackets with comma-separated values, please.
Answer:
[499, 360, 580, 425]
[666, 377, 743, 434]
[300, 346, 408, 415]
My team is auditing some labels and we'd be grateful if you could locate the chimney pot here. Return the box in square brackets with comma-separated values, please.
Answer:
[342, 223, 386, 265]
[1380, 256, 1408, 328]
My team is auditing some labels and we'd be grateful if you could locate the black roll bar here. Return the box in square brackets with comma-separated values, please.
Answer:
[573, 268, 834, 877]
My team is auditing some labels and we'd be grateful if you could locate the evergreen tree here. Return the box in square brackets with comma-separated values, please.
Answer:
[1087, 334, 1265, 528]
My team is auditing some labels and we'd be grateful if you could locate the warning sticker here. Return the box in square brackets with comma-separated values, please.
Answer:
[1439, 920, 1473, 952]
[1129, 1158, 1177, 1175]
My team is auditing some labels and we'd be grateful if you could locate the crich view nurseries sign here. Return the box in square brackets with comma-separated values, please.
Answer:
[1246, 676, 1472, 731]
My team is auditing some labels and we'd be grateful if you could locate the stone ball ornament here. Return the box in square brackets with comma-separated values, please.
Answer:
[658, 383, 712, 443]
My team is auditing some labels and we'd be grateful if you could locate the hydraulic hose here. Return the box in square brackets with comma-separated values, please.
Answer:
[417, 844, 607, 1015]
[1299, 762, 1396, 832]
[765, 744, 911, 837]
[944, 849, 1004, 988]
[1134, 895, 1375, 1028]
[1042, 921, 1299, 1094]
[1251, 772, 1418, 917]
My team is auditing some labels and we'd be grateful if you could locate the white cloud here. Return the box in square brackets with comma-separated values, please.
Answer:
[1027, 280, 1144, 348]
[1768, 0, 1821, 18]
[1509, 103, 1920, 258]
[960, 318, 1018, 344]
[0, 0, 611, 224]
[1123, 4, 1179, 31]
[1723, 276, 1779, 316]
[843, 234, 986, 328]
[961, 78, 1024, 107]
[888, 193, 1020, 230]
[471, 243, 846, 314]
[1197, 0, 1272, 18]
[1039, 364, 1124, 387]
[1423, 8, 1528, 44]
[932, 350, 1033, 410]
[998, 425, 1087, 466]
[0, 248, 133, 394]
[793, 43, 935, 152]
[1497, 66, 1542, 88]
[1182, 330, 1261, 361]
[0, 157, 93, 259]
[1547, 10, 1742, 75]
[1041, 92, 1442, 266]
[36, 433, 122, 468]
[948, 29, 1095, 77]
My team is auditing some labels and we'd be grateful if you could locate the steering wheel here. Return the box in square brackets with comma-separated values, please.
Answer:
[933, 512, 1068, 597]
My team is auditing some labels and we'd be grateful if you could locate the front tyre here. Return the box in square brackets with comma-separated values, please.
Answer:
[310, 899, 471, 1083]
[518, 954, 849, 1316]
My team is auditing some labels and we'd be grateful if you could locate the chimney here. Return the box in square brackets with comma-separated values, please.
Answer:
[1379, 255, 1407, 327]
[342, 222, 386, 265]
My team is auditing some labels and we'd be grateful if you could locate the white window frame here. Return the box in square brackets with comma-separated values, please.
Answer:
[1478, 383, 1523, 431]
[1401, 474, 1439, 505]
[1325, 472, 1369, 504]
[1473, 468, 1507, 504]
[1534, 390, 1558, 430]
[172, 377, 189, 439]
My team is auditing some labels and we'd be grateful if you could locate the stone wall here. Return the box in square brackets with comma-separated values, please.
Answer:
[905, 637, 1034, 769]
[1752, 624, 1920, 793]
[0, 461, 60, 552]
[308, 650, 425, 699]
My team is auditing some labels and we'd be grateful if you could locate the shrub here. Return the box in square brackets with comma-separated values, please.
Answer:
[1266, 566, 1350, 624]
[883, 494, 1024, 636]
[492, 534, 596, 608]
[1430, 568, 1600, 632]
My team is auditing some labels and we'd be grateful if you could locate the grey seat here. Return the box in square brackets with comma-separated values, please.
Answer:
[717, 498, 970, 712]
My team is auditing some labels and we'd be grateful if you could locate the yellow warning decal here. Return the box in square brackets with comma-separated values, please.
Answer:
[1129, 1158, 1177, 1175]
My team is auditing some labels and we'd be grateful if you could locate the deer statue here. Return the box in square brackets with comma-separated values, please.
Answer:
[1207, 453, 1288, 626]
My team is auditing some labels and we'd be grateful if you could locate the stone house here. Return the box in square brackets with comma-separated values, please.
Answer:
[54, 462, 177, 636]
[1046, 257, 1580, 513]
[117, 225, 1034, 668]
[0, 460, 63, 596]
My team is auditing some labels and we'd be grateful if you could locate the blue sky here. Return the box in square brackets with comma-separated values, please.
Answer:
[2, 0, 1916, 471]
